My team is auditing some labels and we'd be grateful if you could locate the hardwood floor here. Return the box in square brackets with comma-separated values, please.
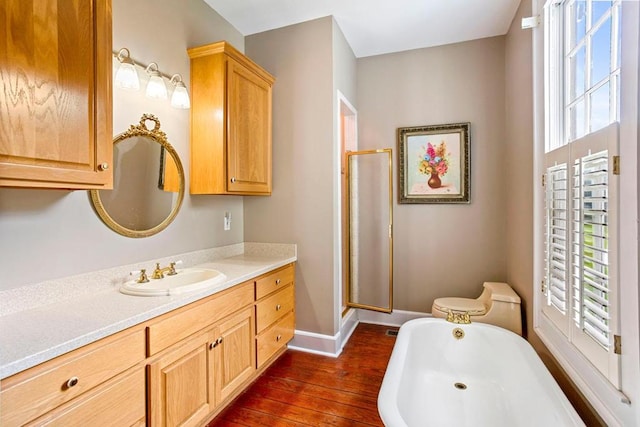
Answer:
[209, 323, 398, 426]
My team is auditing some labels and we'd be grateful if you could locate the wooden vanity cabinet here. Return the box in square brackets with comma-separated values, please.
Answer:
[147, 285, 256, 427]
[216, 307, 256, 403]
[148, 329, 217, 427]
[1, 263, 295, 427]
[148, 307, 255, 427]
[188, 41, 274, 195]
[0, 328, 146, 427]
[255, 264, 296, 367]
[0, 0, 113, 189]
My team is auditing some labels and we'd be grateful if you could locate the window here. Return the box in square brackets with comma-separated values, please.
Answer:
[542, 0, 621, 387]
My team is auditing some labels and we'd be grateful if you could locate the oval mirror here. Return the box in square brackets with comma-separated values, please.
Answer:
[89, 114, 185, 238]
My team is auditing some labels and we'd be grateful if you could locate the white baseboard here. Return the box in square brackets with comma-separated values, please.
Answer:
[287, 329, 341, 357]
[357, 308, 430, 327]
[339, 308, 359, 351]
[288, 309, 430, 356]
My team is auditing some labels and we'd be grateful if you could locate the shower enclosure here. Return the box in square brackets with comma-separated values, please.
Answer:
[345, 149, 393, 313]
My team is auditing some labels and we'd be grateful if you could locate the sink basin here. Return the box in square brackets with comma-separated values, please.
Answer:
[120, 268, 227, 296]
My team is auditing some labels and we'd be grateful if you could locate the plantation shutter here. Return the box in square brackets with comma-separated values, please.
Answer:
[543, 125, 620, 386]
[543, 146, 571, 335]
[570, 126, 620, 388]
[572, 151, 610, 347]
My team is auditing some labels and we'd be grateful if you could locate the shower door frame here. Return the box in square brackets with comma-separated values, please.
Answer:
[344, 148, 394, 313]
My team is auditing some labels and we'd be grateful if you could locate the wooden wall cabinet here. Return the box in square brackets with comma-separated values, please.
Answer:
[188, 41, 274, 195]
[0, 0, 113, 189]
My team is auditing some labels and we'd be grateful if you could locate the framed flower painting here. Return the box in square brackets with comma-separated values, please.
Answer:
[397, 122, 470, 204]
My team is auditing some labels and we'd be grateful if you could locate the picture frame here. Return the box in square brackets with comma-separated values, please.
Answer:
[397, 122, 470, 204]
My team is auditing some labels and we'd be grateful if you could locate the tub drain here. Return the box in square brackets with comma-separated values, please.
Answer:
[454, 382, 467, 390]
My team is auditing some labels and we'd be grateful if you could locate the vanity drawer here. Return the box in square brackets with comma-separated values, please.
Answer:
[255, 263, 294, 300]
[256, 311, 295, 368]
[256, 285, 294, 333]
[27, 367, 146, 426]
[0, 328, 145, 427]
[147, 280, 254, 355]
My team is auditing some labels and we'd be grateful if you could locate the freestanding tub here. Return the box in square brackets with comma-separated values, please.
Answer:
[378, 318, 584, 426]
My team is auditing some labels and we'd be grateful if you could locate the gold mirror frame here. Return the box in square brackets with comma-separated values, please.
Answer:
[89, 114, 185, 238]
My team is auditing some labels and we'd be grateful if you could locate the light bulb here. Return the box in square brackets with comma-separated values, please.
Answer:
[170, 74, 190, 109]
[114, 48, 140, 90]
[145, 63, 167, 100]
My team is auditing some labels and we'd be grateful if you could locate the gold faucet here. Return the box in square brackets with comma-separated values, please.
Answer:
[152, 261, 180, 279]
[446, 310, 471, 324]
[131, 269, 149, 283]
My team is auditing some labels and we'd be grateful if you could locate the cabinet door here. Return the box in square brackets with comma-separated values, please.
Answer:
[149, 331, 216, 427]
[0, 0, 112, 189]
[226, 58, 272, 194]
[215, 306, 256, 404]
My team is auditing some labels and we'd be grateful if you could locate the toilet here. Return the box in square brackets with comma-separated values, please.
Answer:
[431, 282, 523, 335]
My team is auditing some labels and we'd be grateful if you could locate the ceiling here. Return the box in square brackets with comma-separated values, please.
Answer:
[203, 0, 522, 58]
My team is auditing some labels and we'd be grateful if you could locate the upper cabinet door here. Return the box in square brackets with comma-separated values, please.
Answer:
[188, 41, 274, 196]
[226, 58, 272, 194]
[0, 0, 113, 189]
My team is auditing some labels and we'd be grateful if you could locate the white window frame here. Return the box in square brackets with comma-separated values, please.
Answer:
[533, 0, 640, 425]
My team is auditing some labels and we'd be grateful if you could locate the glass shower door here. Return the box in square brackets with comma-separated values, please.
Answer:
[345, 149, 393, 313]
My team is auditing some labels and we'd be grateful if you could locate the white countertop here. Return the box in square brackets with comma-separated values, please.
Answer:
[0, 244, 296, 379]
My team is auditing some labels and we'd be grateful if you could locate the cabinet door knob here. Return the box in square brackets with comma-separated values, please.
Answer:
[275, 304, 281, 311]
[275, 279, 281, 285]
[276, 335, 282, 342]
[98, 162, 109, 171]
[230, 177, 236, 183]
[218, 336, 224, 344]
[66, 376, 79, 388]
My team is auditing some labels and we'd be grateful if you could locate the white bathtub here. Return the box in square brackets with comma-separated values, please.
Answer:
[378, 318, 584, 426]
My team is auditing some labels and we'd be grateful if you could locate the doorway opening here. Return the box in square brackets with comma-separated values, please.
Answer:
[339, 94, 358, 316]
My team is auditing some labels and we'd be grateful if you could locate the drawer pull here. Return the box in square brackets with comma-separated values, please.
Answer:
[276, 335, 282, 342]
[66, 376, 79, 388]
[275, 279, 281, 285]
[209, 337, 224, 350]
[276, 304, 282, 311]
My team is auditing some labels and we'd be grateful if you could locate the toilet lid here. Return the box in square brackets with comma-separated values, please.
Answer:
[433, 297, 487, 315]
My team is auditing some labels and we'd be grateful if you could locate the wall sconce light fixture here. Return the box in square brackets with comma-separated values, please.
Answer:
[170, 74, 190, 109]
[114, 48, 140, 90]
[112, 47, 190, 109]
[145, 63, 168, 100]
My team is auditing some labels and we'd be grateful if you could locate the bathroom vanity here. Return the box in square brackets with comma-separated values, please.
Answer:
[0, 247, 296, 427]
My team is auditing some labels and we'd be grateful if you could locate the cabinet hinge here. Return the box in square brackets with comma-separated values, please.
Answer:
[613, 156, 620, 175]
[541, 279, 547, 294]
[614, 335, 622, 355]
[542, 174, 546, 187]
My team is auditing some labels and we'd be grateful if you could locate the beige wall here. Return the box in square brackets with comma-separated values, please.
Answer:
[504, 1, 603, 424]
[244, 17, 337, 336]
[504, 0, 534, 338]
[0, 0, 245, 290]
[357, 37, 508, 313]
